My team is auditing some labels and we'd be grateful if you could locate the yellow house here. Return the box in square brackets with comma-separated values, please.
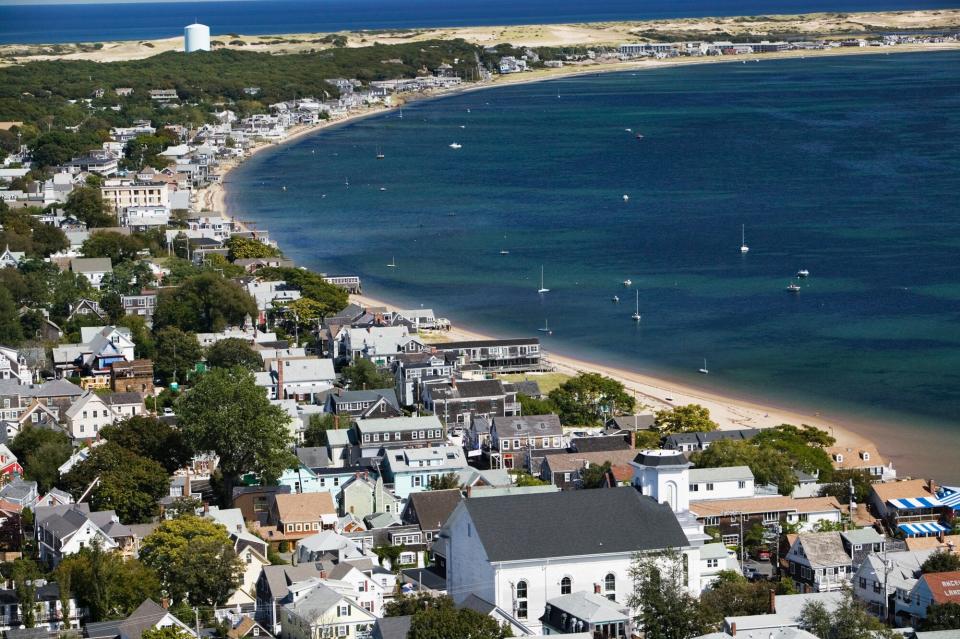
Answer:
[281, 583, 376, 639]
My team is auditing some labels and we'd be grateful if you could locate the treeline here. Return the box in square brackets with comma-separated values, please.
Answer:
[0, 40, 480, 141]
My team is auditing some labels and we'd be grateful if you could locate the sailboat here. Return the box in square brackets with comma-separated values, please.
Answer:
[538, 319, 552, 334]
[698, 358, 709, 374]
[740, 224, 749, 254]
[537, 265, 549, 294]
[387, 256, 396, 268]
[398, 109, 403, 119]
[376, 146, 385, 160]
[631, 290, 641, 322]
[500, 248, 510, 255]
[786, 280, 801, 292]
[344, 177, 350, 187]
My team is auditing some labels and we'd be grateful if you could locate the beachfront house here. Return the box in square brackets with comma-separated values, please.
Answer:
[421, 379, 519, 428]
[869, 479, 949, 538]
[339, 326, 425, 367]
[437, 338, 544, 373]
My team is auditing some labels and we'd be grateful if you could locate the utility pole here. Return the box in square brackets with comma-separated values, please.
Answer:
[193, 607, 201, 638]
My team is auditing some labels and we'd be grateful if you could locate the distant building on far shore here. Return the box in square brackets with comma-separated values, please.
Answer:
[184, 23, 211, 53]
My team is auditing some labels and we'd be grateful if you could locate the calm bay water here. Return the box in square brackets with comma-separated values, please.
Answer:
[2, 0, 960, 44]
[227, 52, 960, 481]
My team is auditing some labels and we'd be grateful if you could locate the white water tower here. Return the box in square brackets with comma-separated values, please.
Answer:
[184, 23, 211, 53]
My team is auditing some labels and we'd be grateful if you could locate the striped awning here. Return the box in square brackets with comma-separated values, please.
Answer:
[899, 522, 949, 536]
[937, 487, 960, 509]
[888, 496, 943, 509]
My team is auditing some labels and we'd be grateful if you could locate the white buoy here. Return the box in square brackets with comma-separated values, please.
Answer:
[622, 194, 629, 202]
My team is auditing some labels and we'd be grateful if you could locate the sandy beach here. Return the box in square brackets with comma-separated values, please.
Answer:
[4, 9, 960, 64]
[349, 292, 875, 451]
[196, 43, 960, 478]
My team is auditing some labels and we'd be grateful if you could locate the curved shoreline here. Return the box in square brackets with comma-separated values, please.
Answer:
[213, 45, 960, 481]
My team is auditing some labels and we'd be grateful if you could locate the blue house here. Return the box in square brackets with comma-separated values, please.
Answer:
[382, 445, 469, 499]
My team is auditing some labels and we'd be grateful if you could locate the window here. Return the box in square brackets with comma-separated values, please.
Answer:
[604, 573, 616, 592]
[706, 483, 714, 491]
[738, 480, 746, 489]
[399, 552, 415, 565]
[383, 433, 391, 442]
[516, 580, 528, 619]
[763, 512, 780, 523]
[561, 577, 572, 594]
[337, 605, 349, 617]
[413, 476, 422, 487]
[334, 477, 340, 486]
[412, 431, 419, 440]
[722, 534, 739, 546]
[706, 559, 719, 568]
[705, 517, 720, 526]
[419, 431, 426, 439]
[690, 483, 699, 492]
[373, 433, 380, 442]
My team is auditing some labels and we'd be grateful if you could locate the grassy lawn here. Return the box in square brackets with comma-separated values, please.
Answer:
[420, 332, 454, 344]
[501, 372, 572, 395]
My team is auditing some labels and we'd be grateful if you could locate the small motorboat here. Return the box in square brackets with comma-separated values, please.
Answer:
[623, 279, 632, 287]
[612, 295, 620, 303]
[786, 282, 801, 292]
[797, 269, 810, 278]
[449, 142, 462, 149]
[622, 194, 629, 202]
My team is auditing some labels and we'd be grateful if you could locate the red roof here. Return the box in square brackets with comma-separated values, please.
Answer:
[922, 571, 960, 604]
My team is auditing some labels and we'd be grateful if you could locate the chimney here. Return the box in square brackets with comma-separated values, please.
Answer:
[730, 622, 737, 636]
[161, 597, 170, 609]
[594, 583, 601, 594]
[769, 589, 776, 613]
[276, 357, 284, 400]
[202, 502, 209, 514]
[334, 414, 340, 430]
[928, 479, 937, 495]
[629, 430, 636, 449]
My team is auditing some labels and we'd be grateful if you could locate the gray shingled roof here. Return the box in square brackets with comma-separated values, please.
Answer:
[461, 487, 688, 562]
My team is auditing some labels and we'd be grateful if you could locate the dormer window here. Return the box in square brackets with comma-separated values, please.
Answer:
[834, 454, 844, 463]
[861, 451, 870, 461]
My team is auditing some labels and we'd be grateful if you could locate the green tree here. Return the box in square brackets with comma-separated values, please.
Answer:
[256, 266, 348, 318]
[117, 314, 156, 359]
[580, 461, 613, 489]
[798, 588, 896, 639]
[303, 413, 336, 447]
[9, 426, 73, 493]
[924, 602, 960, 631]
[921, 550, 960, 574]
[700, 573, 773, 621]
[409, 601, 512, 639]
[153, 272, 257, 333]
[386, 592, 452, 617]
[547, 372, 635, 426]
[140, 515, 243, 606]
[516, 393, 556, 416]
[0, 287, 24, 346]
[100, 415, 194, 473]
[752, 425, 835, 479]
[142, 628, 195, 639]
[513, 472, 547, 487]
[206, 337, 262, 370]
[654, 404, 718, 434]
[691, 439, 797, 495]
[56, 543, 162, 621]
[226, 236, 281, 260]
[64, 185, 114, 228]
[427, 473, 461, 490]
[819, 469, 873, 504]
[61, 441, 169, 523]
[627, 549, 713, 639]
[341, 358, 395, 390]
[81, 232, 145, 263]
[154, 327, 203, 385]
[12, 559, 41, 628]
[176, 367, 296, 496]
[30, 222, 69, 257]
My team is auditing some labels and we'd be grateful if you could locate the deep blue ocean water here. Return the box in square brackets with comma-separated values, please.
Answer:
[227, 52, 960, 480]
[2, 0, 960, 44]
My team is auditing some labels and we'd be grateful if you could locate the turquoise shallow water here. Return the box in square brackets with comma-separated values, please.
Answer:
[228, 51, 960, 481]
